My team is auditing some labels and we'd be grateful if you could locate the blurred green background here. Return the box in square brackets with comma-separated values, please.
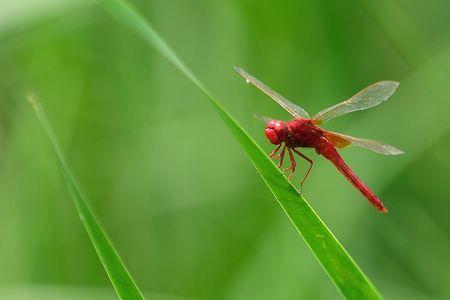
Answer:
[1, 0, 450, 299]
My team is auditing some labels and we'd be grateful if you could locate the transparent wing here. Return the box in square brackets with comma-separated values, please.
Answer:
[313, 81, 399, 124]
[234, 67, 310, 119]
[324, 131, 403, 155]
[253, 113, 273, 124]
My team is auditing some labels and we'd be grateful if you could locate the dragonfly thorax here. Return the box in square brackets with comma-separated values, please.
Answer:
[286, 118, 323, 148]
[265, 120, 288, 145]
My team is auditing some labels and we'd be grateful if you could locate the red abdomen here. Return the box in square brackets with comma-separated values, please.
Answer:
[316, 140, 388, 213]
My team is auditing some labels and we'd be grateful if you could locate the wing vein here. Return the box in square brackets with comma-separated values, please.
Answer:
[325, 131, 403, 155]
[235, 67, 310, 119]
[313, 81, 399, 123]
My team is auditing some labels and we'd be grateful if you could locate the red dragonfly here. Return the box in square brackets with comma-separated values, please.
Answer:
[235, 67, 403, 213]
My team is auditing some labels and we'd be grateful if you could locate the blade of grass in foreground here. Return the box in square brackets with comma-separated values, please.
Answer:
[28, 94, 145, 300]
[94, 1, 382, 298]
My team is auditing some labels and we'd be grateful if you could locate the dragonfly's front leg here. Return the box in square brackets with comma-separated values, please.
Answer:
[283, 148, 296, 180]
[269, 144, 287, 167]
[276, 145, 287, 167]
[269, 144, 282, 158]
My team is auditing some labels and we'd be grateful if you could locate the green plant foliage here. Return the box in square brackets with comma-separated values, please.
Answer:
[28, 94, 145, 300]
[94, 0, 382, 298]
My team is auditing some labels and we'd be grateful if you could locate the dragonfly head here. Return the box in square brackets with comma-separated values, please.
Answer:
[265, 120, 288, 145]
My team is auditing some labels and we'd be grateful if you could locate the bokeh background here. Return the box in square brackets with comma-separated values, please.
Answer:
[1, 0, 450, 299]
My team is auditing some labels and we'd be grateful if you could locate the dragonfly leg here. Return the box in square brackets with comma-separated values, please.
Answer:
[269, 144, 282, 158]
[283, 148, 296, 180]
[276, 145, 287, 167]
[293, 148, 314, 190]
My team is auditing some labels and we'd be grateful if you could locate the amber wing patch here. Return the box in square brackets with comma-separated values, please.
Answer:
[324, 131, 352, 148]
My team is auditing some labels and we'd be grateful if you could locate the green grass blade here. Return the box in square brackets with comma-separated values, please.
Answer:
[94, 1, 382, 298]
[28, 94, 145, 300]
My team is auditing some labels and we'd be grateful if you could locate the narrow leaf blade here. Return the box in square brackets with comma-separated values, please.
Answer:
[28, 94, 145, 300]
[93, 1, 383, 298]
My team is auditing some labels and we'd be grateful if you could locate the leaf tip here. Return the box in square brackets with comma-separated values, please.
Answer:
[26, 92, 37, 105]
[233, 66, 250, 83]
[26, 92, 42, 114]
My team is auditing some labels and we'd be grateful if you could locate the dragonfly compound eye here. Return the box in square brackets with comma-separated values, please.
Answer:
[265, 120, 287, 144]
